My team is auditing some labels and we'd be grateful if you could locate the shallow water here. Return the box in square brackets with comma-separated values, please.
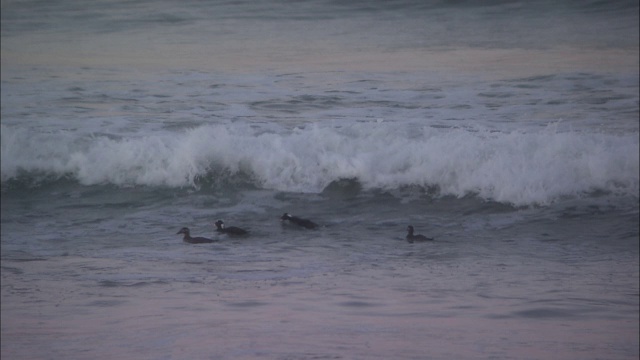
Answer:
[2, 185, 638, 359]
[2, 0, 639, 359]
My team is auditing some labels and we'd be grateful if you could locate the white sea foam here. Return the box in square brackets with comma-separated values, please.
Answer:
[1, 123, 638, 205]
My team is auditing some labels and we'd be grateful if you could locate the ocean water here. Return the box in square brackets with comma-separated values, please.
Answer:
[1, 1, 639, 359]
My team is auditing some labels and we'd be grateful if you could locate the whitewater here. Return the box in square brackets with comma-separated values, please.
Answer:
[2, 1, 638, 359]
[2, 122, 638, 206]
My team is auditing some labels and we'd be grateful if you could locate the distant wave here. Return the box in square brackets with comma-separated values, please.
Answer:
[2, 123, 638, 206]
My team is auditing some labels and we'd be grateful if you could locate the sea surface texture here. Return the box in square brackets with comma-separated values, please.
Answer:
[1, 1, 639, 359]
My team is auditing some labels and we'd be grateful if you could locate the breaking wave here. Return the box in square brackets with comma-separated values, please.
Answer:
[2, 123, 638, 206]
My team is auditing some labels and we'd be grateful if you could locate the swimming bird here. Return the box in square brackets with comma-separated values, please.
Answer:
[176, 227, 216, 244]
[280, 212, 318, 229]
[214, 220, 249, 236]
[406, 225, 434, 243]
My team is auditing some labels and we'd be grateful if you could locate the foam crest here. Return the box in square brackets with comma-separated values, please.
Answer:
[1, 123, 638, 205]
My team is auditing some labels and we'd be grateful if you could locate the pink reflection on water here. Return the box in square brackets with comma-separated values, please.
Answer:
[2, 257, 638, 360]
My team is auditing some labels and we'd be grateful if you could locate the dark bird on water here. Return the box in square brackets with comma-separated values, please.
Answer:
[176, 227, 216, 244]
[280, 213, 318, 229]
[406, 225, 434, 243]
[214, 220, 249, 236]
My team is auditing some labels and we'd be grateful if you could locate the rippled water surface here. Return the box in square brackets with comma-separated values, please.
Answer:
[2, 0, 638, 359]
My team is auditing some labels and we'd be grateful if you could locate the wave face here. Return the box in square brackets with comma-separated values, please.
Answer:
[2, 123, 637, 206]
